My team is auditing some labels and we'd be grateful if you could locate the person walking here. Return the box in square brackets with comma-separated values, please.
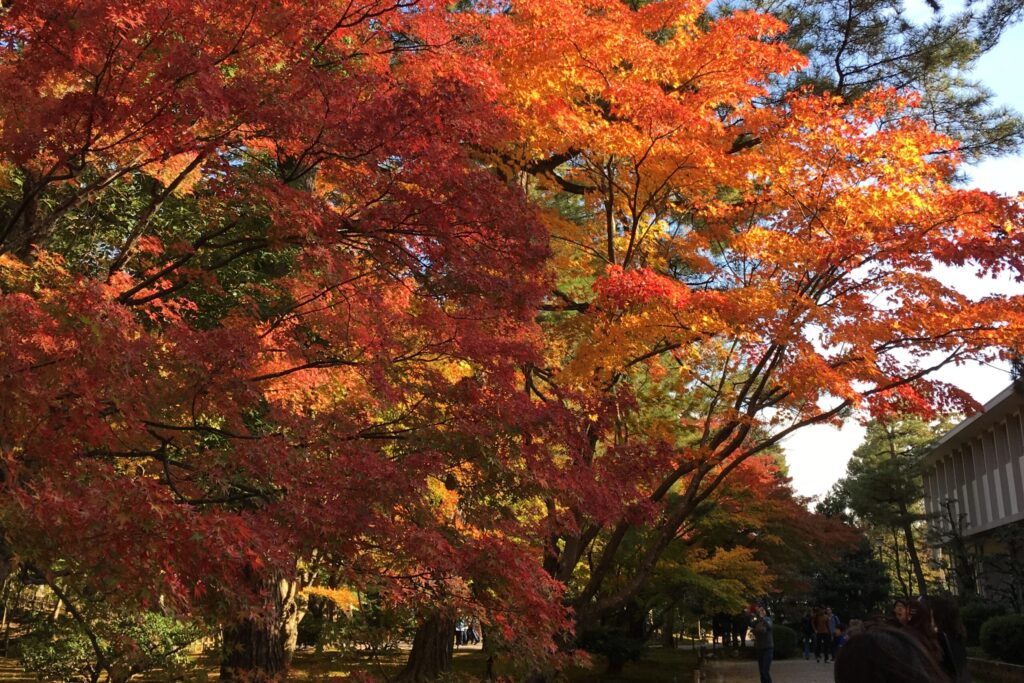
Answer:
[455, 618, 467, 646]
[812, 606, 832, 662]
[751, 605, 774, 683]
[801, 610, 813, 660]
[712, 612, 730, 649]
[827, 607, 842, 660]
[930, 596, 971, 683]
[468, 616, 482, 645]
[732, 610, 752, 649]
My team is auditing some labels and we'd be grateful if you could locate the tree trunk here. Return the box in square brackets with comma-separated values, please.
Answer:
[220, 617, 288, 682]
[661, 607, 676, 649]
[0, 580, 10, 658]
[396, 613, 455, 683]
[0, 179, 41, 261]
[280, 579, 302, 661]
[623, 599, 646, 642]
[220, 578, 302, 681]
[885, 429, 928, 597]
[889, 531, 910, 597]
[898, 506, 928, 597]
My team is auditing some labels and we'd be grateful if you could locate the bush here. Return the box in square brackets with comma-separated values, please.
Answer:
[19, 611, 201, 683]
[980, 615, 1024, 665]
[297, 610, 324, 649]
[961, 600, 1007, 645]
[577, 626, 645, 674]
[18, 625, 96, 683]
[772, 625, 799, 660]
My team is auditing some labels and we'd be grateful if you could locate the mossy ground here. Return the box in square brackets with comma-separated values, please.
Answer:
[1, 647, 699, 682]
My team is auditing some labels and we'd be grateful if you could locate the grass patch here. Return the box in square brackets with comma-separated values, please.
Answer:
[5, 646, 698, 682]
[565, 648, 699, 682]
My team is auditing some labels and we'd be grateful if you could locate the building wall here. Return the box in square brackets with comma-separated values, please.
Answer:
[923, 387, 1024, 600]
[923, 390, 1024, 539]
[973, 521, 1024, 609]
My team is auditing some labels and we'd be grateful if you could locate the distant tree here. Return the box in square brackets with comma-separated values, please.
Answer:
[812, 540, 892, 619]
[644, 453, 855, 644]
[841, 416, 951, 596]
[980, 524, 1024, 613]
[931, 498, 980, 597]
[817, 486, 854, 525]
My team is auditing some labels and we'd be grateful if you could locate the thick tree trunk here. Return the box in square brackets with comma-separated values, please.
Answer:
[220, 578, 302, 681]
[0, 178, 43, 261]
[220, 617, 289, 682]
[396, 613, 455, 683]
[661, 608, 676, 649]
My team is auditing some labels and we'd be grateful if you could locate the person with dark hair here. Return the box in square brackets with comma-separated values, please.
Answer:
[827, 607, 842, 659]
[891, 597, 911, 626]
[930, 596, 971, 683]
[712, 612, 730, 649]
[835, 624, 954, 683]
[732, 610, 752, 649]
[801, 610, 814, 660]
[751, 605, 774, 683]
[906, 599, 943, 663]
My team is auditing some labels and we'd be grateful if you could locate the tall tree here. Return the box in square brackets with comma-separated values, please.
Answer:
[841, 415, 951, 596]
[472, 0, 1024, 637]
[0, 1, 559, 679]
[812, 540, 892, 619]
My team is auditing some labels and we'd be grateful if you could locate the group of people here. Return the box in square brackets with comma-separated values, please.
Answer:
[834, 595, 971, 683]
[710, 610, 752, 649]
[709, 606, 775, 683]
[454, 616, 482, 646]
[724, 595, 971, 683]
[802, 606, 844, 663]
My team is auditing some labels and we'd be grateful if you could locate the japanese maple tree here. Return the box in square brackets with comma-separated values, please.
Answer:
[0, 1, 559, 679]
[461, 0, 1024, 637]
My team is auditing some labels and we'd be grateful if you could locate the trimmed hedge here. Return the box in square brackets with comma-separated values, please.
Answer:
[980, 614, 1024, 665]
[962, 600, 1007, 645]
[772, 625, 799, 660]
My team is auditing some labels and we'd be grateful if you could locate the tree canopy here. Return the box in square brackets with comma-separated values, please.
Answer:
[2, 0, 1023, 680]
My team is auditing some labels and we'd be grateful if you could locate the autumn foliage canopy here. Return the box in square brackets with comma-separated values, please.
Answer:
[1, 0, 1023, 676]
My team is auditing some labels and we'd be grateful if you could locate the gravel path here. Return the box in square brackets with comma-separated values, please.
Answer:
[706, 657, 836, 683]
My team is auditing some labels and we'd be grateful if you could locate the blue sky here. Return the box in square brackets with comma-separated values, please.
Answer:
[785, 7, 1024, 499]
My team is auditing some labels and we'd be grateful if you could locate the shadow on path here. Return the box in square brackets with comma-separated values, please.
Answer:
[707, 658, 835, 683]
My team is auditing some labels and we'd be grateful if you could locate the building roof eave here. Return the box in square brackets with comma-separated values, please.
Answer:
[923, 383, 1021, 467]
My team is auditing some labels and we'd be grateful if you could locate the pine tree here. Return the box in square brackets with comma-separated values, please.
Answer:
[728, 0, 1024, 160]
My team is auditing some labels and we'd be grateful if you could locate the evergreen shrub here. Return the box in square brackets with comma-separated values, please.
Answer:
[962, 600, 1007, 645]
[979, 614, 1024, 665]
[772, 625, 799, 659]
